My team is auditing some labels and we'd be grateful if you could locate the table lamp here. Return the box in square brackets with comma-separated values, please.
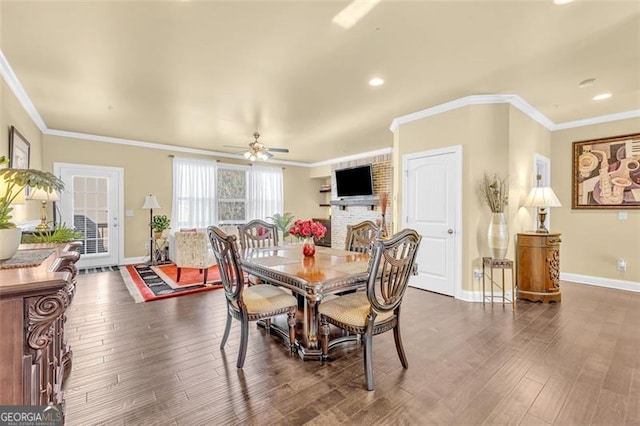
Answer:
[524, 175, 561, 233]
[27, 188, 60, 231]
[142, 194, 160, 260]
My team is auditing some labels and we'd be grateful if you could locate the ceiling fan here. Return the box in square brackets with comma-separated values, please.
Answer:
[225, 132, 289, 161]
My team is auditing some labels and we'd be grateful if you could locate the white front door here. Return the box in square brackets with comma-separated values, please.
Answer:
[54, 163, 124, 269]
[403, 146, 461, 297]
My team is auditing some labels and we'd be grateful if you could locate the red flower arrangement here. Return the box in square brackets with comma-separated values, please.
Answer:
[289, 219, 327, 240]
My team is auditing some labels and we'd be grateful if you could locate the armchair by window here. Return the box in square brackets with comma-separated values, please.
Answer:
[174, 231, 217, 284]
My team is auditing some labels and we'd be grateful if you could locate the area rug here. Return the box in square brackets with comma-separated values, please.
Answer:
[120, 263, 223, 303]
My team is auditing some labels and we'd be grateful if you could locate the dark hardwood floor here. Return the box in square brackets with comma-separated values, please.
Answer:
[63, 271, 640, 425]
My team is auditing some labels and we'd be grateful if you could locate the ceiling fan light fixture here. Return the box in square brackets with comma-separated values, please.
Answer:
[243, 151, 252, 159]
[369, 77, 384, 87]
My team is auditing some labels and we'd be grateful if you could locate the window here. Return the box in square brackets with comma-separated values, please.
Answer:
[217, 166, 247, 225]
[172, 157, 284, 230]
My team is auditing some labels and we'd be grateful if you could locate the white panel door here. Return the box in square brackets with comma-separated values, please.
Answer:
[55, 163, 124, 269]
[403, 147, 461, 297]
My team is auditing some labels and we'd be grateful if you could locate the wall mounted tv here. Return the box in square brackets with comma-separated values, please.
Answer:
[335, 164, 375, 198]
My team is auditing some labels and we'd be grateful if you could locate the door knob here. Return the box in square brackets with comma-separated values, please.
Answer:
[447, 229, 454, 234]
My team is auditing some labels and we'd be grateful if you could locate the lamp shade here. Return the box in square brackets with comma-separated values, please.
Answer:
[0, 176, 25, 204]
[524, 186, 561, 208]
[142, 194, 160, 209]
[27, 187, 60, 202]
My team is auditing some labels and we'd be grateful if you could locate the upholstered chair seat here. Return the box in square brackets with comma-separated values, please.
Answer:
[208, 226, 297, 369]
[320, 228, 422, 391]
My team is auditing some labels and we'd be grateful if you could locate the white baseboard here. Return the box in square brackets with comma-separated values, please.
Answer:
[122, 256, 147, 265]
[560, 273, 640, 293]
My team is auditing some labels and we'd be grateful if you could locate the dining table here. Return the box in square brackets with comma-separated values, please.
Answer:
[241, 244, 370, 360]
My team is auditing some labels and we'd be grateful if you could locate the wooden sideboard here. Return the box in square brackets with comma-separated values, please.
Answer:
[0, 242, 81, 409]
[516, 232, 561, 302]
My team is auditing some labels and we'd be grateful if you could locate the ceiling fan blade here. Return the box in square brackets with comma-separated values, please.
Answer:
[267, 147, 289, 153]
[223, 144, 250, 149]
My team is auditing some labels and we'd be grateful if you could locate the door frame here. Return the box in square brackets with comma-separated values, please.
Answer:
[401, 145, 463, 299]
[54, 162, 125, 267]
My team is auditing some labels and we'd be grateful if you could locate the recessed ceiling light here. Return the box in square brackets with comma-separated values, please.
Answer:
[593, 93, 612, 100]
[369, 77, 384, 87]
[553, 0, 574, 4]
[578, 78, 595, 88]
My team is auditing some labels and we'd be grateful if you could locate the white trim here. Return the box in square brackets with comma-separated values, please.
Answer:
[389, 93, 640, 133]
[552, 110, 640, 130]
[54, 162, 125, 267]
[308, 147, 393, 167]
[45, 129, 309, 167]
[0, 50, 47, 132]
[122, 256, 148, 266]
[561, 273, 640, 293]
[403, 145, 463, 300]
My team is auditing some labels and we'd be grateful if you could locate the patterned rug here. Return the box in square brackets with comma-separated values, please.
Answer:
[120, 263, 223, 303]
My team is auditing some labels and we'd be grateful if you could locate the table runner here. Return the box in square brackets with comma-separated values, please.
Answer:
[0, 248, 56, 269]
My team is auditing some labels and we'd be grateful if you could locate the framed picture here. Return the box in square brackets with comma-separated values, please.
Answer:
[572, 132, 640, 209]
[9, 126, 30, 169]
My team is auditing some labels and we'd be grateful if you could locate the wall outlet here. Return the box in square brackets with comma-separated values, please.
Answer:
[144, 242, 150, 250]
[617, 259, 626, 272]
[473, 269, 483, 279]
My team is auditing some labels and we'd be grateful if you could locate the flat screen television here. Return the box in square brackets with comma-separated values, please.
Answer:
[335, 164, 374, 198]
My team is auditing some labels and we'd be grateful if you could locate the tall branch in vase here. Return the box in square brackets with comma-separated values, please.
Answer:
[379, 192, 389, 237]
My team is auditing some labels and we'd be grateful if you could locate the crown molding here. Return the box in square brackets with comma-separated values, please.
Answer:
[44, 129, 311, 167]
[389, 93, 640, 133]
[309, 147, 393, 167]
[0, 50, 47, 132]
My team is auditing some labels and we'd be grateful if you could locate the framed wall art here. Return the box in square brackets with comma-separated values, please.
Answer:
[9, 126, 30, 169]
[572, 132, 640, 209]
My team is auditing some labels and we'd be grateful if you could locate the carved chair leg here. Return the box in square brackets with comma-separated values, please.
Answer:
[220, 309, 232, 349]
[203, 268, 208, 284]
[319, 316, 330, 359]
[177, 267, 182, 282]
[237, 317, 249, 368]
[364, 326, 375, 391]
[393, 314, 408, 369]
[265, 318, 271, 334]
[287, 309, 296, 353]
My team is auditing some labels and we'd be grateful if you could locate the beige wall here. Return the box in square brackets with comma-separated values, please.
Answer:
[1, 79, 44, 223]
[43, 134, 321, 259]
[551, 119, 640, 285]
[394, 104, 552, 292]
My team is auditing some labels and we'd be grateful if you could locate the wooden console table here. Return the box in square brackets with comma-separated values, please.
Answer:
[516, 232, 561, 302]
[0, 243, 81, 410]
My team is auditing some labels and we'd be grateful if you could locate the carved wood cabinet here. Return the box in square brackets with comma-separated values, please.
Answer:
[516, 232, 561, 302]
[0, 243, 81, 409]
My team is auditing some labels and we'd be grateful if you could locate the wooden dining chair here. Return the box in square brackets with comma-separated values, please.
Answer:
[319, 228, 422, 390]
[237, 219, 279, 250]
[345, 220, 380, 254]
[207, 226, 297, 368]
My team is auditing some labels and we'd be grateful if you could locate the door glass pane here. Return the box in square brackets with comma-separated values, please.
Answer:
[73, 176, 109, 255]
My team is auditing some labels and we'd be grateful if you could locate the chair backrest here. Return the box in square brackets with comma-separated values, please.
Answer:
[207, 226, 245, 305]
[237, 219, 279, 250]
[366, 228, 422, 314]
[174, 231, 213, 268]
[345, 220, 380, 254]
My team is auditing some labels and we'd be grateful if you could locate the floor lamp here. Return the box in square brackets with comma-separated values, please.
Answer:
[142, 194, 160, 261]
[28, 188, 60, 231]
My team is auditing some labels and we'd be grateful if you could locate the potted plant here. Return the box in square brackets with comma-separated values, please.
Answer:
[151, 214, 170, 238]
[21, 223, 83, 244]
[0, 156, 65, 259]
[267, 212, 295, 243]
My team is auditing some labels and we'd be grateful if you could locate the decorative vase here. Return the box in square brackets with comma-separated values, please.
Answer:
[0, 228, 22, 260]
[487, 212, 509, 259]
[302, 237, 316, 257]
